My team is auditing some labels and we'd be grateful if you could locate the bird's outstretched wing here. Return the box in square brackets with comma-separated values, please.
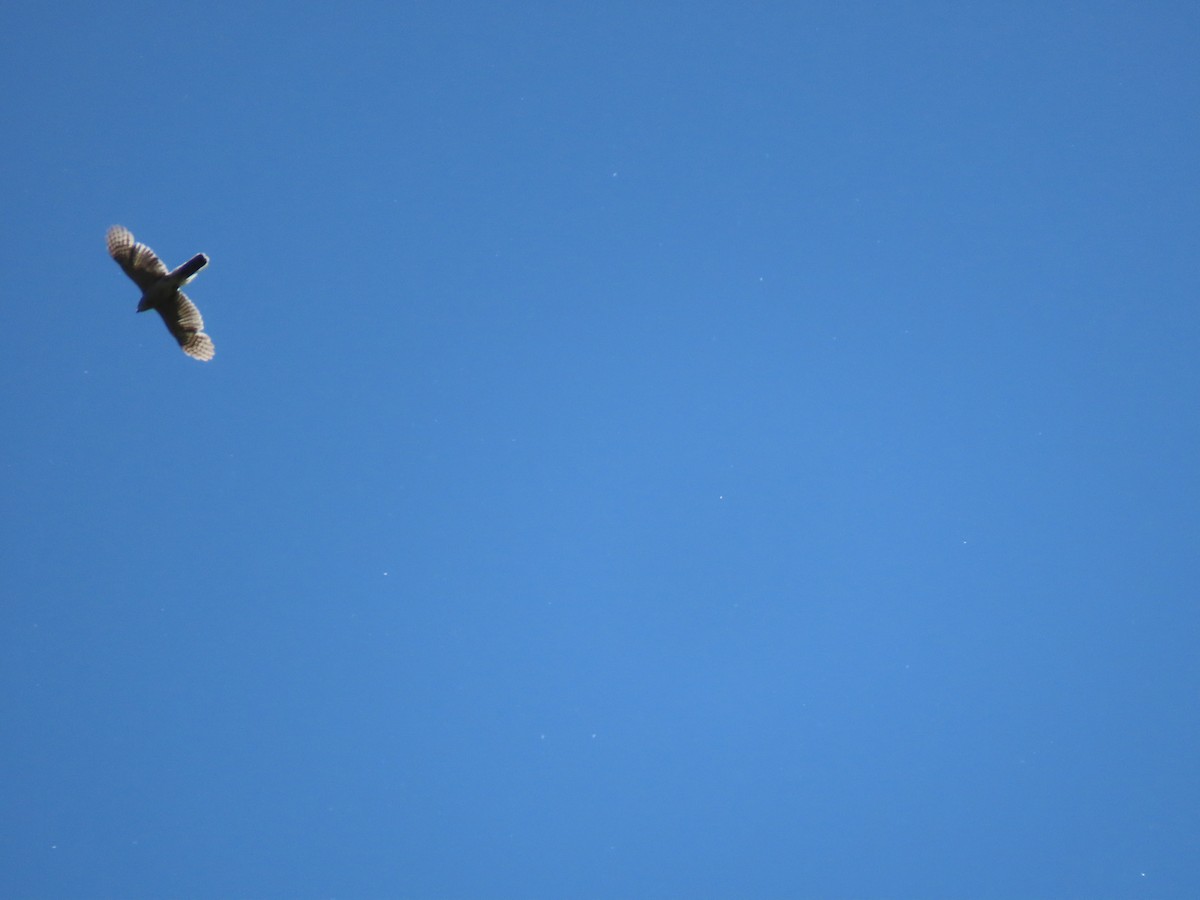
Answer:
[156, 291, 215, 361]
[106, 225, 168, 291]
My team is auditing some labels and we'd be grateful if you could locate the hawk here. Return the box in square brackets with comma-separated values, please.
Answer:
[106, 225, 215, 361]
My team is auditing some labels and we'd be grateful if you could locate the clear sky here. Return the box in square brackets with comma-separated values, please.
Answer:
[2, 2, 1198, 898]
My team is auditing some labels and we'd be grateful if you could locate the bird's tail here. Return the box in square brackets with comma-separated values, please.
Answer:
[170, 253, 209, 284]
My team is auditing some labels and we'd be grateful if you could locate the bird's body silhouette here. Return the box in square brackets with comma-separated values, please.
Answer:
[106, 225, 215, 361]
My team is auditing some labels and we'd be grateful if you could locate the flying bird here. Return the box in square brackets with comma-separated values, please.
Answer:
[106, 225, 215, 361]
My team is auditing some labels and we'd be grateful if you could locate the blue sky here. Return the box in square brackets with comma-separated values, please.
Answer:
[2, 2, 1198, 897]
